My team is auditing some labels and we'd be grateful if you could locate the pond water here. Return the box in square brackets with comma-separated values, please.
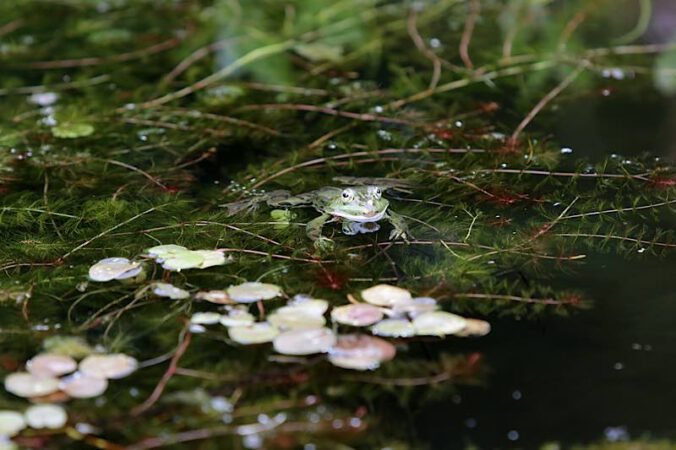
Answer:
[1, 1, 674, 449]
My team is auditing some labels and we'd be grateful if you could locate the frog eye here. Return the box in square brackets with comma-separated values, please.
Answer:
[368, 186, 382, 199]
[341, 189, 355, 202]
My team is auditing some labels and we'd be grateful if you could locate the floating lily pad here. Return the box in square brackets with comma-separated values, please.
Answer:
[391, 297, 439, 317]
[413, 311, 467, 336]
[79, 354, 137, 379]
[88, 257, 141, 282]
[361, 284, 412, 307]
[4, 372, 60, 398]
[51, 122, 95, 139]
[288, 296, 329, 315]
[59, 372, 108, 398]
[0, 411, 26, 437]
[371, 318, 416, 338]
[195, 290, 232, 304]
[328, 334, 396, 371]
[219, 309, 255, 327]
[226, 282, 282, 303]
[273, 328, 336, 355]
[229, 323, 279, 344]
[160, 251, 205, 271]
[268, 307, 326, 330]
[191, 312, 222, 325]
[24, 404, 67, 429]
[152, 282, 190, 300]
[26, 353, 77, 378]
[192, 250, 226, 268]
[454, 318, 491, 337]
[145, 244, 188, 259]
[331, 304, 384, 327]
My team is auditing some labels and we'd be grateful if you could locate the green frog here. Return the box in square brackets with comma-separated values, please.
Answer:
[223, 181, 410, 250]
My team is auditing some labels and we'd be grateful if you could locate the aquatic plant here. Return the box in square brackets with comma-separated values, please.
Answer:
[0, 0, 673, 447]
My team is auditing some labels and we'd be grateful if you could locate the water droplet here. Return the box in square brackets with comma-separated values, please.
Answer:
[211, 396, 233, 413]
[243, 434, 262, 449]
[507, 430, 519, 441]
[604, 426, 629, 442]
[560, 147, 573, 154]
[464, 418, 477, 428]
[29, 92, 58, 106]
[613, 362, 624, 370]
[512, 390, 522, 400]
[429, 38, 441, 48]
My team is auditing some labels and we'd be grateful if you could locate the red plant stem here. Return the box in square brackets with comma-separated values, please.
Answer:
[20, 36, 183, 69]
[459, 0, 481, 69]
[132, 331, 192, 416]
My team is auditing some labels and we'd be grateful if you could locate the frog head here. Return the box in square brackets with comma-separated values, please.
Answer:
[325, 186, 389, 222]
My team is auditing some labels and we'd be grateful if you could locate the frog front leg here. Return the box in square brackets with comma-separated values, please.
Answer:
[386, 211, 411, 241]
[307, 213, 334, 250]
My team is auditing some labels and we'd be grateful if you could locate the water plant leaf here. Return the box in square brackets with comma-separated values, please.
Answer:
[24, 404, 67, 429]
[454, 318, 492, 337]
[219, 309, 255, 327]
[328, 334, 396, 371]
[413, 312, 468, 337]
[273, 328, 336, 355]
[228, 322, 279, 345]
[226, 282, 282, 303]
[51, 122, 95, 139]
[0, 411, 26, 437]
[79, 354, 138, 379]
[195, 290, 233, 304]
[160, 251, 205, 271]
[371, 318, 416, 338]
[152, 282, 190, 300]
[4, 372, 60, 398]
[145, 245, 188, 259]
[391, 297, 439, 318]
[59, 372, 108, 398]
[331, 304, 384, 327]
[42, 336, 92, 359]
[294, 43, 344, 62]
[361, 284, 412, 307]
[287, 296, 329, 315]
[268, 307, 326, 330]
[26, 353, 77, 378]
[192, 250, 227, 268]
[88, 258, 141, 282]
[191, 312, 222, 325]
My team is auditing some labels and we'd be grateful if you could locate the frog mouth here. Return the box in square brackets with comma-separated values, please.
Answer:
[333, 209, 387, 222]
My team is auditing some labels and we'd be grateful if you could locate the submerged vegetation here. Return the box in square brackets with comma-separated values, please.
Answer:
[0, 0, 674, 448]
